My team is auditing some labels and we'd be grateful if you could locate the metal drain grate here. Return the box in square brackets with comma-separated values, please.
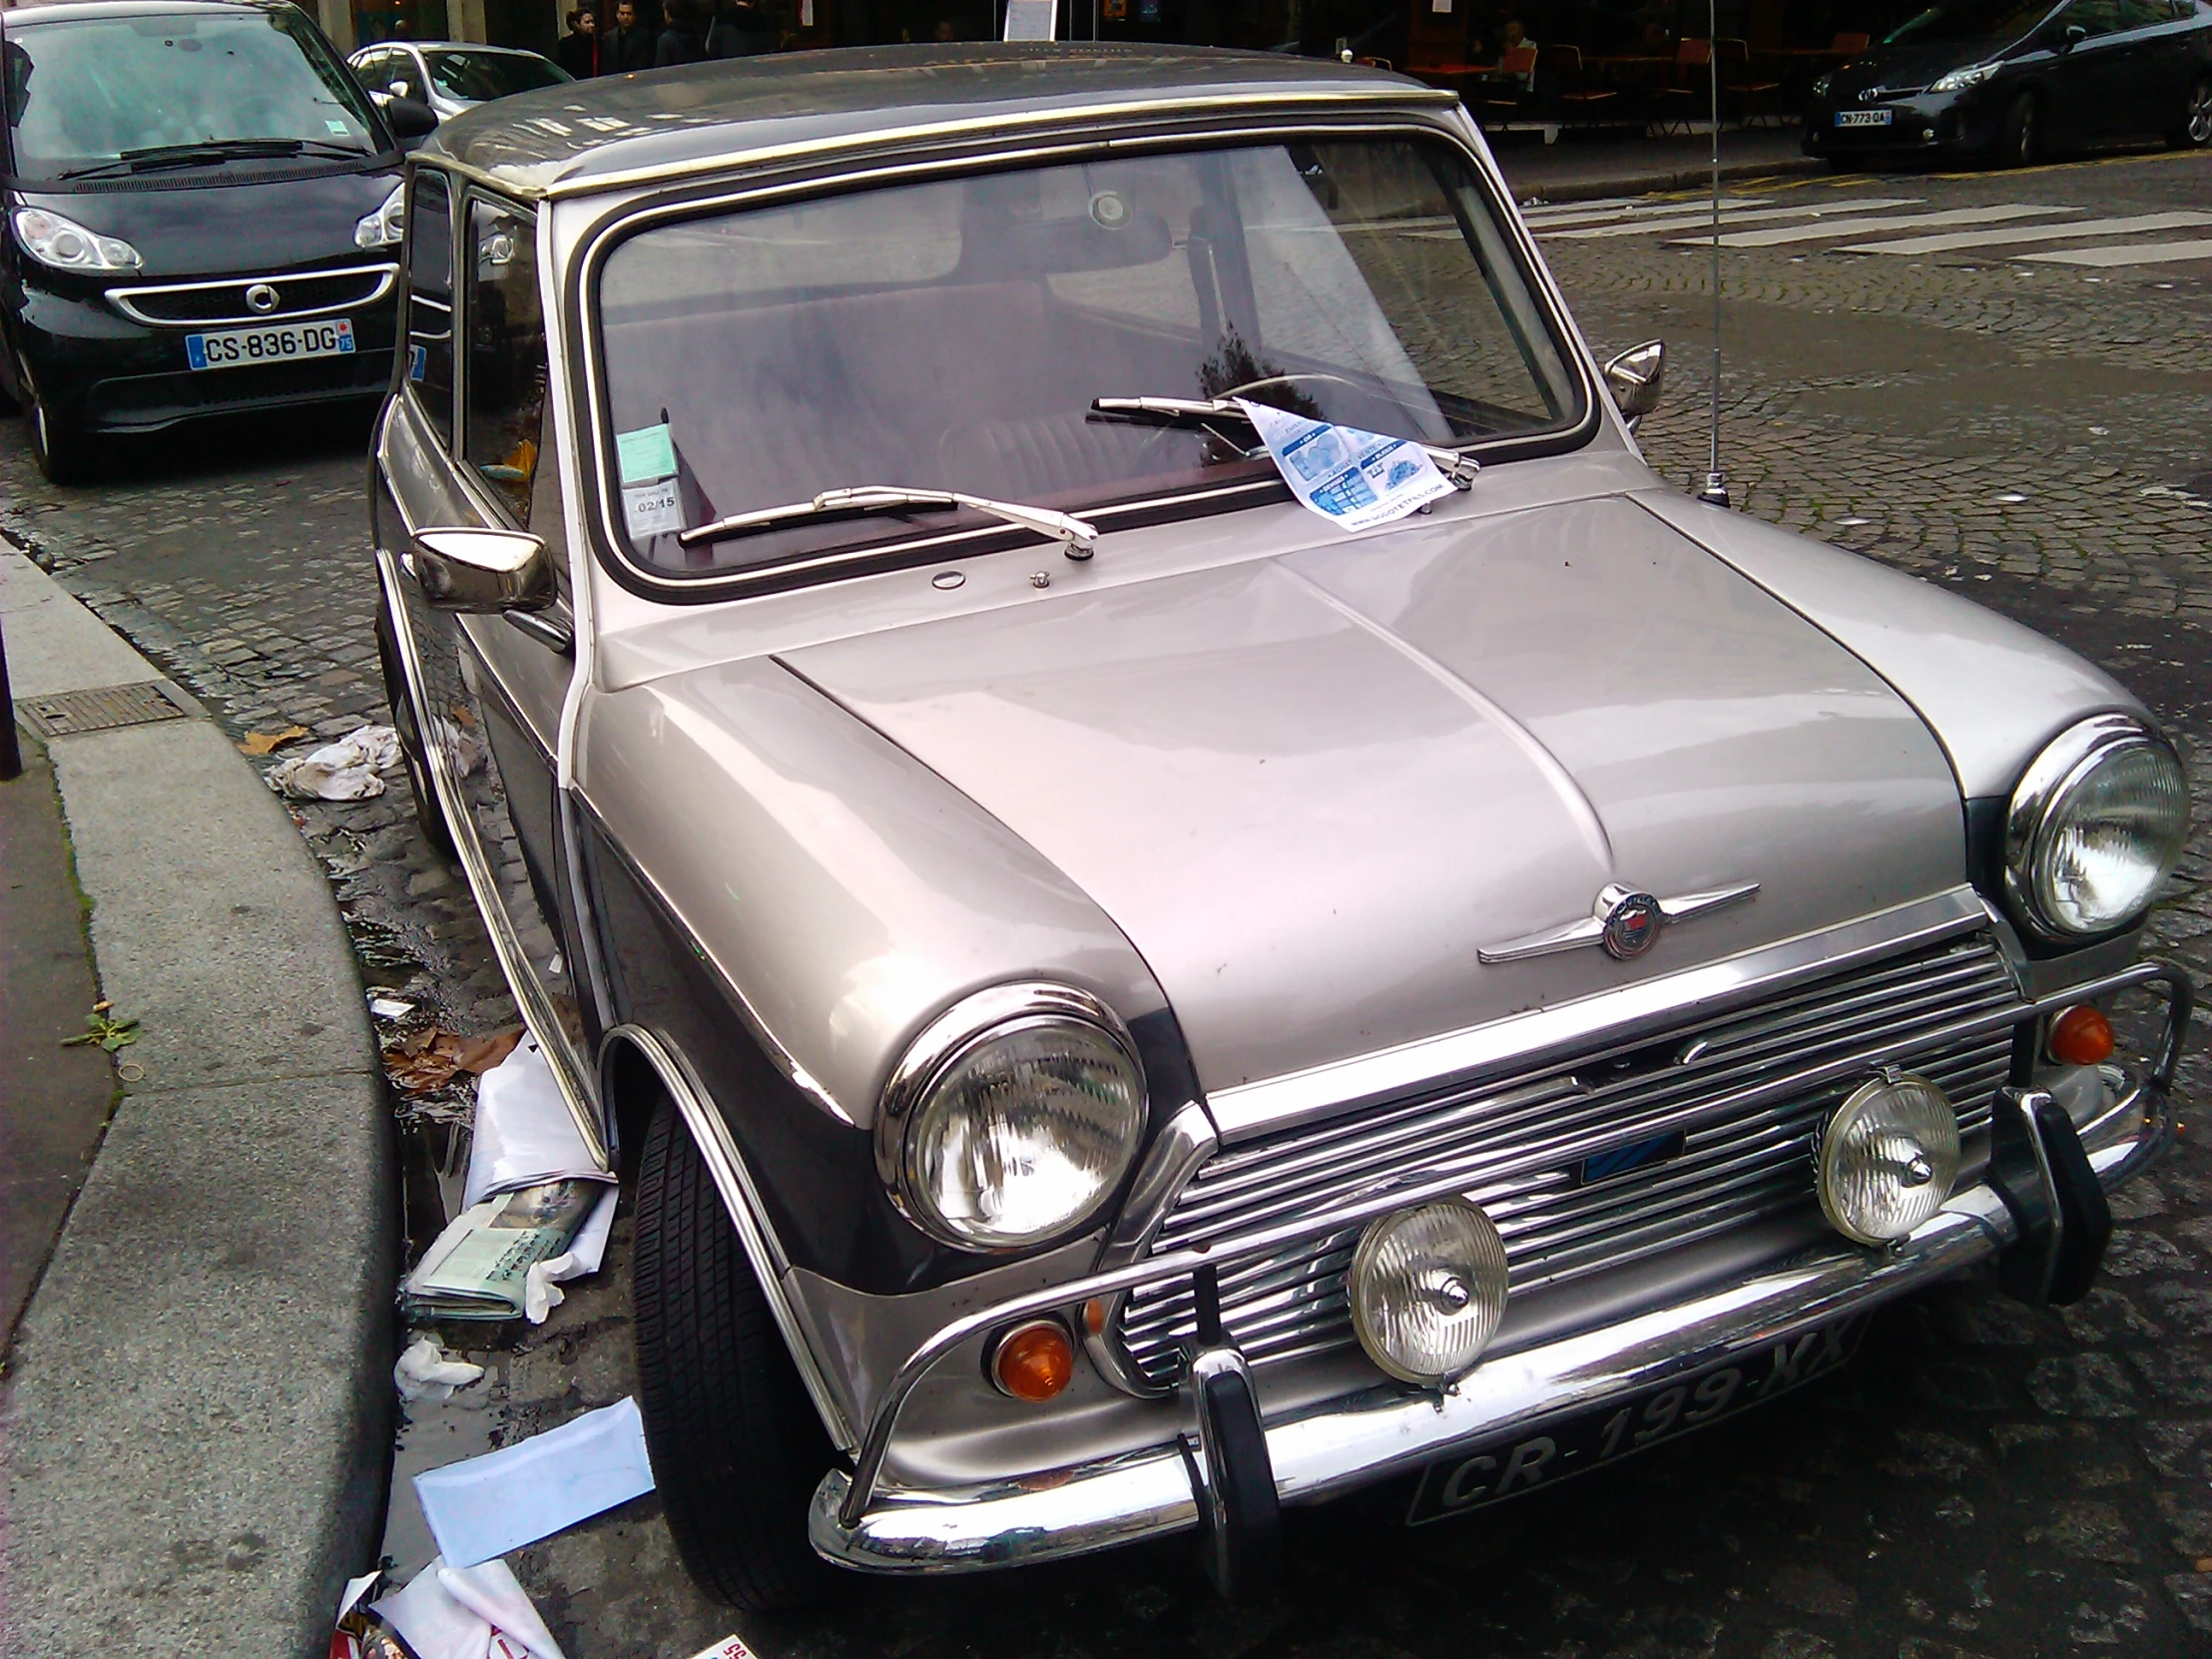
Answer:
[14, 681, 191, 739]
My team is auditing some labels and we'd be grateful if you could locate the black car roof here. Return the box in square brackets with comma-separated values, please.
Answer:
[425, 44, 1447, 201]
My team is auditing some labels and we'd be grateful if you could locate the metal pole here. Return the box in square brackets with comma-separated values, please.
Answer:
[0, 609, 22, 783]
[1697, 0, 1731, 509]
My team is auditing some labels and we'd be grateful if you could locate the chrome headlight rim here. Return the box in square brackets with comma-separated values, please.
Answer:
[2003, 713, 2189, 942]
[1816, 1070, 1960, 1246]
[874, 981, 1146, 1253]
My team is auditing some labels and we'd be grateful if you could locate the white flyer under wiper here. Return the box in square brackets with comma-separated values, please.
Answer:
[677, 485, 1101, 558]
[1090, 395, 1479, 490]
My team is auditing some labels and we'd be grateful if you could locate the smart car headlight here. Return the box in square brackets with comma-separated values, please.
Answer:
[1931, 62, 1999, 92]
[877, 983, 1144, 1251]
[355, 181, 407, 251]
[2005, 715, 2188, 940]
[13, 208, 141, 274]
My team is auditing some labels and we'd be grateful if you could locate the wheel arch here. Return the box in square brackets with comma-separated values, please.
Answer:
[600, 1022, 859, 1452]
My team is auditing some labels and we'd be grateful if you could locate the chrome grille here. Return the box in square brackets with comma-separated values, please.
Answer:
[1117, 932, 2023, 1386]
[108, 264, 396, 327]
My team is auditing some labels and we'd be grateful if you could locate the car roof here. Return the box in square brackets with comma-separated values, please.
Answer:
[354, 39, 548, 54]
[426, 43, 1448, 202]
[1, 0, 299, 24]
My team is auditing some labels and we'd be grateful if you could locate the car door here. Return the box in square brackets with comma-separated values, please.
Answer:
[2047, 0, 2133, 139]
[373, 171, 608, 1164]
[2118, 0, 2198, 123]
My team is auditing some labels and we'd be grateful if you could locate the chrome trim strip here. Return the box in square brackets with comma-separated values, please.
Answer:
[108, 263, 397, 327]
[2003, 713, 2183, 945]
[1085, 1100, 1219, 1398]
[372, 540, 610, 1168]
[830, 955, 2187, 1528]
[815, 1121, 2173, 1574]
[1210, 887, 1990, 1142]
[600, 1023, 858, 1450]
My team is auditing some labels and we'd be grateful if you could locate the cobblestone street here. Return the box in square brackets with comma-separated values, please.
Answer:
[9, 146, 2212, 1659]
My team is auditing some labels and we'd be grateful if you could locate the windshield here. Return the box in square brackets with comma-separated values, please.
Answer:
[2, 9, 381, 183]
[426, 49, 568, 102]
[1885, 0, 2055, 45]
[593, 137, 1584, 579]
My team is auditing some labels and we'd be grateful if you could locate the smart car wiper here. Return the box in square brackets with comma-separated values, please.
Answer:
[60, 139, 366, 180]
[1090, 395, 1480, 489]
[678, 486, 1101, 558]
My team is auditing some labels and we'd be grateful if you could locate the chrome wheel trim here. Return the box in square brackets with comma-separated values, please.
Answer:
[2189, 84, 2212, 146]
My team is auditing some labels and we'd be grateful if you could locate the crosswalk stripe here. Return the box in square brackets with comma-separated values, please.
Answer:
[1837, 211, 2212, 256]
[1665, 204, 2079, 249]
[1550, 198, 1926, 240]
[2020, 238, 2212, 268]
[1521, 195, 1769, 229]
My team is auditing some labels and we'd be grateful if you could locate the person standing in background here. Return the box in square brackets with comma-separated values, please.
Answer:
[706, 0, 773, 57]
[556, 8, 605, 75]
[656, 0, 707, 64]
[606, 0, 659, 71]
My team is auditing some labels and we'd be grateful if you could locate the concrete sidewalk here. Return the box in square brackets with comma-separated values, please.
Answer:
[1493, 125, 1820, 203]
[0, 548, 394, 1659]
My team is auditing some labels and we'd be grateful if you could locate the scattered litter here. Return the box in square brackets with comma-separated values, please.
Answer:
[369, 1555, 567, 1659]
[382, 1025, 522, 1094]
[412, 1396, 656, 1568]
[1238, 397, 1452, 533]
[403, 1180, 607, 1321]
[465, 1035, 608, 1208]
[395, 1335, 486, 1402]
[2088, 426, 2109, 436]
[1833, 516, 1871, 527]
[368, 994, 416, 1021]
[331, 1570, 407, 1659]
[524, 1185, 617, 1324]
[61, 1007, 139, 1052]
[690, 1637, 765, 1659]
[237, 724, 310, 757]
[268, 725, 403, 801]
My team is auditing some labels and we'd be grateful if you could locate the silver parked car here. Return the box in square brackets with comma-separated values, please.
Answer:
[370, 47, 2194, 1610]
[347, 39, 569, 126]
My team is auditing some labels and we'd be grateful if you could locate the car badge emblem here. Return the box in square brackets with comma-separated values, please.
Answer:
[1477, 881, 1760, 965]
[1860, 87, 1882, 102]
[246, 283, 279, 314]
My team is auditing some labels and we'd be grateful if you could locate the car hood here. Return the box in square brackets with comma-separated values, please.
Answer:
[1830, 40, 2005, 92]
[14, 166, 399, 278]
[783, 494, 1965, 1100]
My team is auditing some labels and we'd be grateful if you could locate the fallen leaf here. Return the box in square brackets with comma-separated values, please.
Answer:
[237, 725, 310, 757]
[382, 1027, 469, 1091]
[453, 1026, 525, 1074]
[2198, 1557, 2212, 1573]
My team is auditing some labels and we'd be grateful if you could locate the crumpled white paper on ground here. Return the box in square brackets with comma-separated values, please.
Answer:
[395, 1334, 486, 1402]
[268, 724, 404, 801]
[1236, 398, 1452, 532]
[524, 1184, 618, 1325]
[413, 1396, 657, 1568]
[463, 1036, 613, 1210]
[369, 1555, 568, 1659]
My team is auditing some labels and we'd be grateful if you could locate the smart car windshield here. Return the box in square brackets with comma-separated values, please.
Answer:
[426, 49, 569, 102]
[593, 137, 1584, 578]
[2, 8, 382, 184]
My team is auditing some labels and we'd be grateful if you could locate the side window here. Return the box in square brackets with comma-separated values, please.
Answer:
[350, 48, 385, 92]
[462, 196, 549, 528]
[2118, 0, 2170, 25]
[406, 169, 455, 448]
[2064, 0, 2125, 34]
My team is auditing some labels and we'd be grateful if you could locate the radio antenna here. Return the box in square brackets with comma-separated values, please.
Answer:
[1696, 0, 1731, 509]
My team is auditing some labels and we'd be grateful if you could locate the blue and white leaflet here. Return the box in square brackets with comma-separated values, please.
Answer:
[1235, 398, 1453, 532]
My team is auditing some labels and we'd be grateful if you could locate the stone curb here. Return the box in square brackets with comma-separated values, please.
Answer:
[0, 546, 395, 1659]
[1502, 154, 1826, 205]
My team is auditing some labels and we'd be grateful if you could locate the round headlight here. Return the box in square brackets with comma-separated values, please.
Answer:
[1817, 1073, 1959, 1246]
[2006, 715, 2188, 939]
[1349, 1199, 1509, 1385]
[877, 984, 1144, 1252]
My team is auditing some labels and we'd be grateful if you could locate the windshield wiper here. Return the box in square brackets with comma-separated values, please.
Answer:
[61, 139, 365, 180]
[678, 486, 1101, 559]
[1090, 395, 1480, 490]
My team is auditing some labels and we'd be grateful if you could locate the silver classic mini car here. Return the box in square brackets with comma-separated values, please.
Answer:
[369, 47, 2195, 1610]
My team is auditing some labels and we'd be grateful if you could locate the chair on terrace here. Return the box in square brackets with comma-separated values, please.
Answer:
[1649, 37, 1712, 134]
[1548, 44, 1621, 126]
[1717, 36, 1782, 126]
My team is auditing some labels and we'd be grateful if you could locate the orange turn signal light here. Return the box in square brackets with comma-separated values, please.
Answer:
[2048, 1002, 2116, 1067]
[990, 1320, 1075, 1402]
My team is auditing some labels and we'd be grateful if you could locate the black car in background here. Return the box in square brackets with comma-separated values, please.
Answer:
[1805, 0, 2212, 168]
[0, 0, 435, 481]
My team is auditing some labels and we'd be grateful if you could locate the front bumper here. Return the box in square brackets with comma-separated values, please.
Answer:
[811, 960, 2188, 1575]
[1802, 89, 1999, 160]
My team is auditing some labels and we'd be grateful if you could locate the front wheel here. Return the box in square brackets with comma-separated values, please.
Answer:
[633, 1090, 838, 1610]
[1996, 92, 2038, 168]
[25, 379, 94, 485]
[2170, 79, 2212, 149]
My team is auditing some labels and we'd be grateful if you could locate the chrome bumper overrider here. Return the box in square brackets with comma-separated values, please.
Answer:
[809, 961, 2189, 1575]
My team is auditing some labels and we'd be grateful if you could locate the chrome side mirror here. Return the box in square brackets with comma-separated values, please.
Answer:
[404, 527, 555, 613]
[1602, 339, 1666, 429]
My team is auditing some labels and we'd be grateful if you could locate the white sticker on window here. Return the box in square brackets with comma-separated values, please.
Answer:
[326, 118, 350, 135]
[623, 480, 684, 537]
[616, 422, 677, 484]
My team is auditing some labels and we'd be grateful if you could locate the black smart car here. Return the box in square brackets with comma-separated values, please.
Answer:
[1805, 0, 2212, 169]
[0, 0, 434, 481]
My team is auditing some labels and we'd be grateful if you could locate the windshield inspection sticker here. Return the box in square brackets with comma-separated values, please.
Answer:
[616, 421, 678, 485]
[616, 421, 683, 538]
[1236, 398, 1452, 533]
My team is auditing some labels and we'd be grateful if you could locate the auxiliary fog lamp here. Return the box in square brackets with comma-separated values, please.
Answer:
[1348, 1198, 1510, 1385]
[1816, 1073, 1960, 1247]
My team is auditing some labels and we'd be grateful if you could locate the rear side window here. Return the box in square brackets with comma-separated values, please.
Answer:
[462, 196, 548, 527]
[406, 170, 455, 448]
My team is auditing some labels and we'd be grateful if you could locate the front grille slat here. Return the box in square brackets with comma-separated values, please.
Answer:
[1117, 932, 2026, 1387]
[109, 264, 396, 327]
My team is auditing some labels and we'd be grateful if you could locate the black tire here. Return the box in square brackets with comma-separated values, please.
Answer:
[26, 381, 94, 485]
[634, 1090, 837, 1610]
[1996, 91, 2038, 168]
[373, 606, 458, 860]
[2171, 78, 2212, 149]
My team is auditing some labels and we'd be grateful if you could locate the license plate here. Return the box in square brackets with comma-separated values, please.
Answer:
[1405, 1317, 1865, 1524]
[185, 318, 355, 371]
[1836, 109, 1894, 127]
